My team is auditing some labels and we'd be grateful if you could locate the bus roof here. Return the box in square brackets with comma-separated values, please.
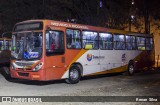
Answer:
[14, 19, 151, 37]
[0, 32, 12, 39]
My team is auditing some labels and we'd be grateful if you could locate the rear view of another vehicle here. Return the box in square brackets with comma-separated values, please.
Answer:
[0, 32, 12, 78]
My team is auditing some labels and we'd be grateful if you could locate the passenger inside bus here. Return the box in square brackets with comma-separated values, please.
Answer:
[54, 34, 60, 49]
[71, 41, 81, 49]
[51, 40, 56, 50]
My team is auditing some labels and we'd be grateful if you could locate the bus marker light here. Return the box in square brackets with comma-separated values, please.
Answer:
[32, 75, 40, 79]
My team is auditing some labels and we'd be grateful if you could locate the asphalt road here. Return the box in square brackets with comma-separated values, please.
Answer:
[0, 69, 160, 105]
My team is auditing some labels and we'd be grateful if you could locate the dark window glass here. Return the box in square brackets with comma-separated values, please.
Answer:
[137, 37, 146, 50]
[46, 30, 64, 55]
[114, 34, 125, 50]
[126, 35, 136, 50]
[146, 37, 153, 50]
[0, 41, 3, 50]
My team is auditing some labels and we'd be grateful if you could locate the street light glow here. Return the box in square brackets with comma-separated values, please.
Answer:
[132, 0, 135, 5]
[100, 0, 103, 8]
[131, 15, 135, 19]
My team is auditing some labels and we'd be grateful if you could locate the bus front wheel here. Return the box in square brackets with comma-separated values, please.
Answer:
[65, 65, 81, 84]
[128, 63, 135, 76]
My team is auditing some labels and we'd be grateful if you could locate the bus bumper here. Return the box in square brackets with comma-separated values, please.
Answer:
[10, 69, 45, 81]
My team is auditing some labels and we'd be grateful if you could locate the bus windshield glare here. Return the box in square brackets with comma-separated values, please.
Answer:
[11, 32, 42, 60]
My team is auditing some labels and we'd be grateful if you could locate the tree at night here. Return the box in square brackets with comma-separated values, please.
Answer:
[0, 0, 160, 34]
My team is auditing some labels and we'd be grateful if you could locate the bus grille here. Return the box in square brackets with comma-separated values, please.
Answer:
[18, 72, 29, 77]
[15, 62, 33, 67]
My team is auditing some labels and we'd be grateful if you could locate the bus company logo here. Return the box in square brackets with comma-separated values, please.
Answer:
[87, 54, 92, 61]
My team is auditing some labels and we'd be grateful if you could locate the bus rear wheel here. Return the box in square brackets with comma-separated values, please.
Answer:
[128, 63, 135, 76]
[65, 65, 81, 84]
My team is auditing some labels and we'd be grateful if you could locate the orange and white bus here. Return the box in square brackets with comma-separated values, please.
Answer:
[10, 20, 155, 84]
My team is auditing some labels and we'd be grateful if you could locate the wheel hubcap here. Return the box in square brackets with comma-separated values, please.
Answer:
[70, 69, 79, 80]
[129, 65, 134, 74]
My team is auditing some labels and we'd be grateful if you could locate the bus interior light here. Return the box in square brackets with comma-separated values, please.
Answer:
[119, 35, 124, 39]
[100, 33, 111, 38]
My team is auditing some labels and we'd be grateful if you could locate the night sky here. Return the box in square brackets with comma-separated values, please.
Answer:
[0, 0, 160, 33]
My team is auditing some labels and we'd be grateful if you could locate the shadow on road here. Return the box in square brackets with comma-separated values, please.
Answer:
[7, 79, 65, 86]
[6, 73, 122, 86]
[0, 67, 65, 86]
[0, 68, 159, 86]
[81, 72, 123, 81]
[0, 72, 124, 86]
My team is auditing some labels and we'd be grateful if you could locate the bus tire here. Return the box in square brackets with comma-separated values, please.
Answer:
[3, 66, 10, 75]
[65, 65, 81, 84]
[1, 66, 11, 79]
[128, 63, 135, 76]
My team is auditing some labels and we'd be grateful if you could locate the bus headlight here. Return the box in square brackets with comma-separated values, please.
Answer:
[33, 62, 43, 71]
[11, 64, 16, 70]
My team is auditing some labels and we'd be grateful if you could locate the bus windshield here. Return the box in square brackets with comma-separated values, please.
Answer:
[11, 32, 42, 60]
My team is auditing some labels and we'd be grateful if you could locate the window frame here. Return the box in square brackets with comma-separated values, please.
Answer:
[45, 30, 65, 56]
[82, 30, 99, 50]
[125, 35, 137, 50]
[4, 40, 9, 50]
[136, 36, 146, 51]
[145, 37, 153, 51]
[113, 34, 126, 50]
[0, 40, 4, 50]
[11, 32, 43, 60]
[66, 28, 82, 50]
[99, 32, 113, 50]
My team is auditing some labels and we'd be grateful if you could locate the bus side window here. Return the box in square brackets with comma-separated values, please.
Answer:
[9, 40, 11, 50]
[4, 41, 9, 50]
[146, 37, 153, 50]
[82, 31, 98, 50]
[137, 37, 146, 50]
[66, 29, 81, 49]
[114, 34, 125, 50]
[99, 33, 113, 50]
[0, 41, 3, 50]
[46, 30, 64, 55]
[126, 35, 136, 50]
